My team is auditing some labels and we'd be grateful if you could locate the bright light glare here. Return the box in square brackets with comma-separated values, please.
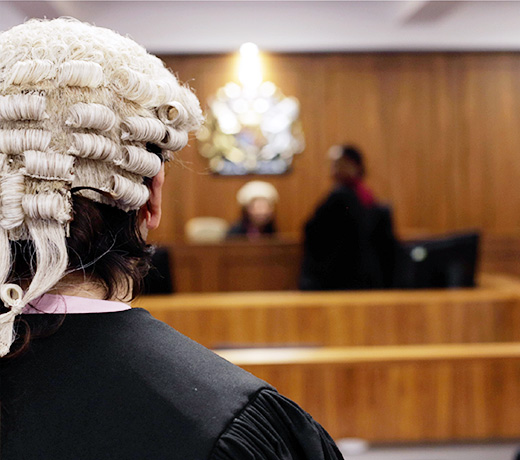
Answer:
[240, 42, 259, 56]
[238, 42, 262, 89]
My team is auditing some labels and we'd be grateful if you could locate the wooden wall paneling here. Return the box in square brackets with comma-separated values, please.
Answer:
[510, 56, 520, 231]
[458, 54, 520, 232]
[480, 233, 520, 277]
[433, 55, 453, 230]
[444, 54, 469, 230]
[400, 56, 434, 230]
[471, 56, 494, 229]
[487, 55, 520, 231]
[151, 53, 520, 244]
[494, 56, 520, 231]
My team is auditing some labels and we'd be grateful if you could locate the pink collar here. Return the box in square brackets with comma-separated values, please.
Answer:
[22, 294, 131, 314]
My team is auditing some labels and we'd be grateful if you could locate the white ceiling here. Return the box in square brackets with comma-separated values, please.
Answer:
[1, 1, 520, 54]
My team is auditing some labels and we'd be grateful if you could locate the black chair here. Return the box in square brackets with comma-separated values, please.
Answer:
[142, 246, 174, 294]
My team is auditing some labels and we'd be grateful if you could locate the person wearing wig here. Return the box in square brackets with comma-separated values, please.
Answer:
[0, 19, 342, 460]
[227, 180, 279, 238]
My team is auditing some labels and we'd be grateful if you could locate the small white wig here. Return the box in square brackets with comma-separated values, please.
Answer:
[236, 181, 279, 207]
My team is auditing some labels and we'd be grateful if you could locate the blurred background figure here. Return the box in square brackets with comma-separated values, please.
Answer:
[300, 144, 397, 291]
[228, 181, 279, 238]
[329, 144, 376, 208]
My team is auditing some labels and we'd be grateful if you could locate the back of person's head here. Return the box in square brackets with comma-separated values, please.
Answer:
[329, 144, 366, 182]
[0, 18, 203, 357]
[340, 145, 365, 177]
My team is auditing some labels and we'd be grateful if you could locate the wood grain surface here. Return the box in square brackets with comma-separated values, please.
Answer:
[152, 52, 520, 242]
[216, 344, 520, 441]
[135, 274, 520, 442]
[136, 273, 520, 348]
[163, 233, 520, 292]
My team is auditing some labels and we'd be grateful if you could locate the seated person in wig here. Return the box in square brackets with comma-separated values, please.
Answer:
[227, 180, 279, 238]
[0, 19, 342, 460]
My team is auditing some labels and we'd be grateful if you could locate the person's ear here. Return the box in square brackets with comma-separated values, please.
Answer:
[140, 164, 165, 230]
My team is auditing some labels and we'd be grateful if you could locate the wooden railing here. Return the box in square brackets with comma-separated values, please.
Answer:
[136, 274, 520, 349]
[216, 343, 520, 442]
[134, 273, 520, 443]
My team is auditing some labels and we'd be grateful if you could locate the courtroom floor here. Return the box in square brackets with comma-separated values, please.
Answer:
[337, 440, 520, 460]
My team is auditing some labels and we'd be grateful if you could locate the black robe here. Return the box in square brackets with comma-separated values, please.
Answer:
[0, 308, 342, 459]
[300, 185, 367, 290]
[300, 185, 397, 291]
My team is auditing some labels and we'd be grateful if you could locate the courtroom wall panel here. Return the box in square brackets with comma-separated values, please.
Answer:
[151, 52, 520, 244]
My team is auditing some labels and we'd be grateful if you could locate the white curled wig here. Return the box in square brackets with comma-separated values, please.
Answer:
[0, 18, 203, 356]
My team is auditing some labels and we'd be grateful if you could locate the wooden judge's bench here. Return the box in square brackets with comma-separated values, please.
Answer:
[168, 237, 302, 292]
[166, 233, 520, 293]
[137, 234, 520, 443]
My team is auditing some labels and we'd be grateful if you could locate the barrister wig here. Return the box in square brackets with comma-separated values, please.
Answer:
[0, 18, 203, 356]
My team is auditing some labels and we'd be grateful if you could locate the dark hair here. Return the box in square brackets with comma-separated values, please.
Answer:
[3, 195, 153, 359]
[341, 145, 365, 178]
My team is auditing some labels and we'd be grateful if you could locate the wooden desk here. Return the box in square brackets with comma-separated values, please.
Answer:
[166, 233, 520, 292]
[136, 273, 520, 349]
[169, 238, 302, 292]
[480, 233, 520, 278]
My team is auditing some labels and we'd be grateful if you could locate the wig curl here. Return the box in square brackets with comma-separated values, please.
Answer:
[0, 18, 203, 356]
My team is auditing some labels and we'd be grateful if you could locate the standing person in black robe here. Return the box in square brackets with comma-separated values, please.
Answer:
[0, 18, 343, 460]
[300, 144, 394, 290]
